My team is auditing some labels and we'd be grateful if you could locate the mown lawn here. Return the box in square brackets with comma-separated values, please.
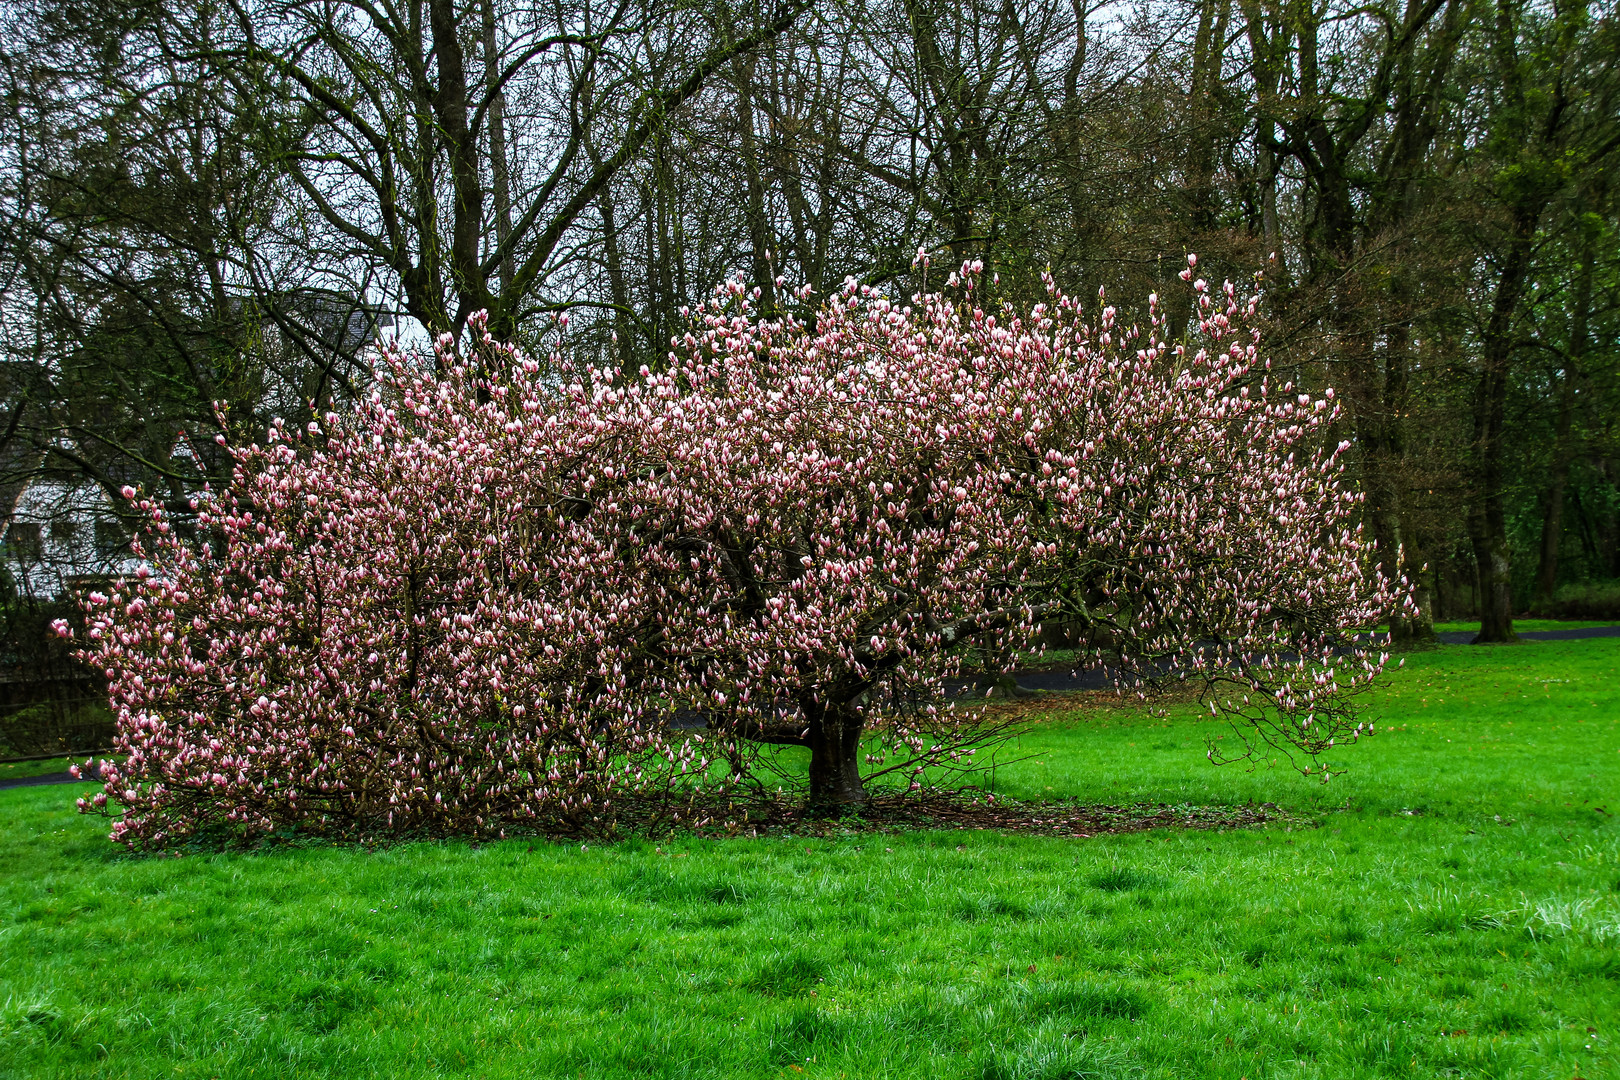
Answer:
[2, 639, 1616, 1079]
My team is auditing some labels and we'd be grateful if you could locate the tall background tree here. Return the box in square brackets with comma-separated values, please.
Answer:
[2, 0, 1617, 628]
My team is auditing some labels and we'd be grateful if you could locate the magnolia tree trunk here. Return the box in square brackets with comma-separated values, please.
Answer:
[804, 701, 869, 813]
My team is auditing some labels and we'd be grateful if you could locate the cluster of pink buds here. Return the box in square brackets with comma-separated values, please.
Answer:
[64, 258, 1403, 846]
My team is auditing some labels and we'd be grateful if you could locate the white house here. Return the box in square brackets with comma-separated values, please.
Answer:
[3, 470, 146, 601]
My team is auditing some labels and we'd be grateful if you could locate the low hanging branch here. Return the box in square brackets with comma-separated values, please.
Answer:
[63, 254, 1403, 848]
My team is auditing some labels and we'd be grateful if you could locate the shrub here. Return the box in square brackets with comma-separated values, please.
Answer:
[1540, 579, 1620, 620]
[62, 256, 1400, 847]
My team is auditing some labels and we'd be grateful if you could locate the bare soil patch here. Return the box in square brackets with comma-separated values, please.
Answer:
[686, 788, 1283, 841]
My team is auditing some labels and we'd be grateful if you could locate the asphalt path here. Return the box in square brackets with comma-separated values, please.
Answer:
[0, 758, 113, 791]
[5, 625, 1616, 790]
[1003, 624, 1620, 695]
[1436, 624, 1620, 644]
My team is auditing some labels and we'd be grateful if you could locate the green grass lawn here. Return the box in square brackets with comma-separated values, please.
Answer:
[2, 640, 1616, 1080]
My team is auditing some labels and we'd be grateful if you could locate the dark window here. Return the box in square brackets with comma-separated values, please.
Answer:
[6, 522, 43, 560]
[94, 520, 126, 557]
[50, 520, 78, 546]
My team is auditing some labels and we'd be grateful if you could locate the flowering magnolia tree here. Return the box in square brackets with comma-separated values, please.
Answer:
[63, 255, 1401, 848]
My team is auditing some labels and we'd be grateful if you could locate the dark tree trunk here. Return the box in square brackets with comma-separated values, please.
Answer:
[427, 0, 490, 334]
[1468, 507, 1515, 643]
[480, 0, 515, 296]
[1469, 203, 1535, 644]
[1396, 577, 1437, 646]
[732, 54, 777, 313]
[597, 188, 633, 372]
[1468, 328, 1518, 643]
[1534, 373, 1576, 610]
[1375, 498, 1437, 649]
[804, 700, 868, 813]
[1468, 0, 1573, 643]
[1533, 217, 1594, 609]
[1186, 0, 1229, 234]
[1468, 317, 1519, 644]
[1378, 299, 1436, 649]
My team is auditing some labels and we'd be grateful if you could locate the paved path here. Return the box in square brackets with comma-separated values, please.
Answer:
[1001, 625, 1620, 695]
[0, 758, 110, 792]
[952, 625, 1620, 702]
[6, 625, 1616, 790]
[1436, 625, 1620, 644]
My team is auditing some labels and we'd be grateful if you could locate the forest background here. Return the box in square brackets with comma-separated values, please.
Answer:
[0, 0, 1617, 655]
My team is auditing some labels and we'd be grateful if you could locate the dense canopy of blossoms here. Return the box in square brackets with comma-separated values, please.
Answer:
[63, 256, 1401, 848]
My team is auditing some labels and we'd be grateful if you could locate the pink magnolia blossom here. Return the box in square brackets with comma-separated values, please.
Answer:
[72, 260, 1401, 848]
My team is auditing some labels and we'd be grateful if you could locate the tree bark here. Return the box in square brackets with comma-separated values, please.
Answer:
[1186, 0, 1230, 235]
[1468, 0, 1569, 644]
[597, 187, 634, 371]
[1467, 505, 1515, 643]
[1239, 0, 1288, 277]
[804, 699, 868, 813]
[1365, 1, 1464, 648]
[733, 54, 778, 311]
[1534, 369, 1577, 611]
[480, 0, 516, 295]
[1377, 284, 1435, 648]
[1533, 212, 1595, 609]
[427, 0, 491, 334]
[1468, 214, 1532, 643]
